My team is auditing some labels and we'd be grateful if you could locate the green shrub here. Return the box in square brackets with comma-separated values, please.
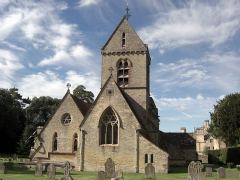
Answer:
[208, 147, 240, 165]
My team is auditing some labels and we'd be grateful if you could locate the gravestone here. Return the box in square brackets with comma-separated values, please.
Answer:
[105, 158, 115, 178]
[188, 161, 205, 180]
[98, 171, 106, 180]
[0, 163, 6, 174]
[61, 161, 73, 180]
[144, 163, 155, 179]
[205, 167, 212, 177]
[47, 163, 56, 180]
[35, 161, 43, 176]
[218, 167, 226, 178]
[115, 170, 124, 180]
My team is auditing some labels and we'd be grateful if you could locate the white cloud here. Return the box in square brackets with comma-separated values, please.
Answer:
[139, 0, 240, 52]
[18, 70, 100, 98]
[154, 52, 240, 93]
[38, 45, 94, 70]
[0, 49, 23, 88]
[78, 0, 100, 8]
[0, 49, 23, 77]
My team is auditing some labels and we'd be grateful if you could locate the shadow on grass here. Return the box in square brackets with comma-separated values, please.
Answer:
[169, 167, 188, 174]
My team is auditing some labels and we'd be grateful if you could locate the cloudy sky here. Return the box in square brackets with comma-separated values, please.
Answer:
[1, 0, 240, 132]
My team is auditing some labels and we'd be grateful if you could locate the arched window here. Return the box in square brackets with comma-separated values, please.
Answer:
[99, 107, 119, 145]
[117, 59, 130, 87]
[62, 113, 71, 125]
[122, 32, 126, 48]
[73, 133, 78, 152]
[53, 133, 58, 151]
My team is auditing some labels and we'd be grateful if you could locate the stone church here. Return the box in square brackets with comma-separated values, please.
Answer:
[31, 15, 197, 173]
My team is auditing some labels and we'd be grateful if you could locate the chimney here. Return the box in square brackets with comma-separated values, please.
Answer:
[204, 120, 209, 129]
[180, 127, 187, 133]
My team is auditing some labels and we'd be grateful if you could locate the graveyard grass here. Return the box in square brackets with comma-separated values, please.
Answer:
[0, 168, 239, 180]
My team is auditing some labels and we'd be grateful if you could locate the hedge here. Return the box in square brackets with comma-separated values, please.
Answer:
[208, 147, 240, 165]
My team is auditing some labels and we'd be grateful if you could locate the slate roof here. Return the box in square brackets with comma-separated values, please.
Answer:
[71, 95, 91, 116]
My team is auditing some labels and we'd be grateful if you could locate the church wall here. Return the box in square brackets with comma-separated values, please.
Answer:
[81, 81, 142, 172]
[33, 93, 83, 167]
[139, 135, 168, 173]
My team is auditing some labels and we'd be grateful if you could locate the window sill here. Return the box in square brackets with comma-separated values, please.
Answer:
[99, 144, 119, 147]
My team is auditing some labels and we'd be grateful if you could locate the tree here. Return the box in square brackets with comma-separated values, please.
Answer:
[209, 93, 240, 146]
[73, 85, 94, 103]
[0, 88, 27, 153]
[17, 96, 60, 155]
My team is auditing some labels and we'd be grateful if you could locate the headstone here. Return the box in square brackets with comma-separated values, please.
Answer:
[205, 167, 212, 177]
[115, 170, 124, 180]
[47, 163, 56, 180]
[218, 167, 226, 178]
[98, 171, 106, 180]
[188, 161, 205, 180]
[105, 158, 115, 178]
[0, 163, 6, 174]
[35, 161, 43, 176]
[60, 161, 73, 180]
[144, 163, 155, 179]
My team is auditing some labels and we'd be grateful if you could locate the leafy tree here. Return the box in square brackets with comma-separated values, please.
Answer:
[73, 85, 94, 103]
[209, 93, 240, 146]
[0, 88, 27, 153]
[17, 96, 60, 155]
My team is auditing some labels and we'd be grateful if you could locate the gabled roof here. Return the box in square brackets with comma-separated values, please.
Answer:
[101, 15, 147, 53]
[80, 75, 146, 129]
[38, 90, 90, 136]
[71, 94, 91, 116]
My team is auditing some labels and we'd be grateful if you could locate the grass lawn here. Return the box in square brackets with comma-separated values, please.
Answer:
[0, 168, 239, 180]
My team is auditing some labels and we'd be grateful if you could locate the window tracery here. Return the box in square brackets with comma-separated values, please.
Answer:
[99, 107, 119, 145]
[117, 59, 130, 87]
[62, 113, 71, 125]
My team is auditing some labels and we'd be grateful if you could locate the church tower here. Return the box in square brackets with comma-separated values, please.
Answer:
[101, 15, 151, 117]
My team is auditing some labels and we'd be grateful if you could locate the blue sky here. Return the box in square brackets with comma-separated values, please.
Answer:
[0, 0, 240, 132]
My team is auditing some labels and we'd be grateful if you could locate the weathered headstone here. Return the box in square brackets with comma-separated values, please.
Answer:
[115, 170, 124, 180]
[47, 163, 56, 180]
[205, 167, 212, 177]
[61, 161, 73, 180]
[0, 163, 6, 174]
[98, 171, 106, 180]
[105, 158, 115, 178]
[144, 163, 155, 179]
[188, 161, 205, 180]
[35, 161, 43, 176]
[218, 167, 226, 178]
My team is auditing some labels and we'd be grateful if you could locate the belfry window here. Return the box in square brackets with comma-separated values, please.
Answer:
[99, 107, 119, 145]
[122, 32, 126, 48]
[117, 59, 130, 87]
[53, 132, 58, 151]
[73, 133, 78, 152]
[62, 113, 71, 125]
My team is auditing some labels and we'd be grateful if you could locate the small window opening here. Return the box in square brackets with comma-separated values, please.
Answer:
[73, 133, 78, 151]
[150, 154, 154, 163]
[53, 133, 58, 151]
[145, 154, 148, 163]
[122, 32, 126, 48]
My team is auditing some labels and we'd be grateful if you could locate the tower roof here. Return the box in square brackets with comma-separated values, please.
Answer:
[101, 16, 148, 54]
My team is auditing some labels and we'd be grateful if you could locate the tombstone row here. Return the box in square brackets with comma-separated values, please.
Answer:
[35, 161, 73, 180]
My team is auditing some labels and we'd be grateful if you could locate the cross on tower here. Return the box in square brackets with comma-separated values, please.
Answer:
[125, 0, 131, 19]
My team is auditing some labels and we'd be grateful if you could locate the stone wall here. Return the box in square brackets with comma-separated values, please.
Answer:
[33, 92, 84, 168]
[139, 135, 168, 173]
